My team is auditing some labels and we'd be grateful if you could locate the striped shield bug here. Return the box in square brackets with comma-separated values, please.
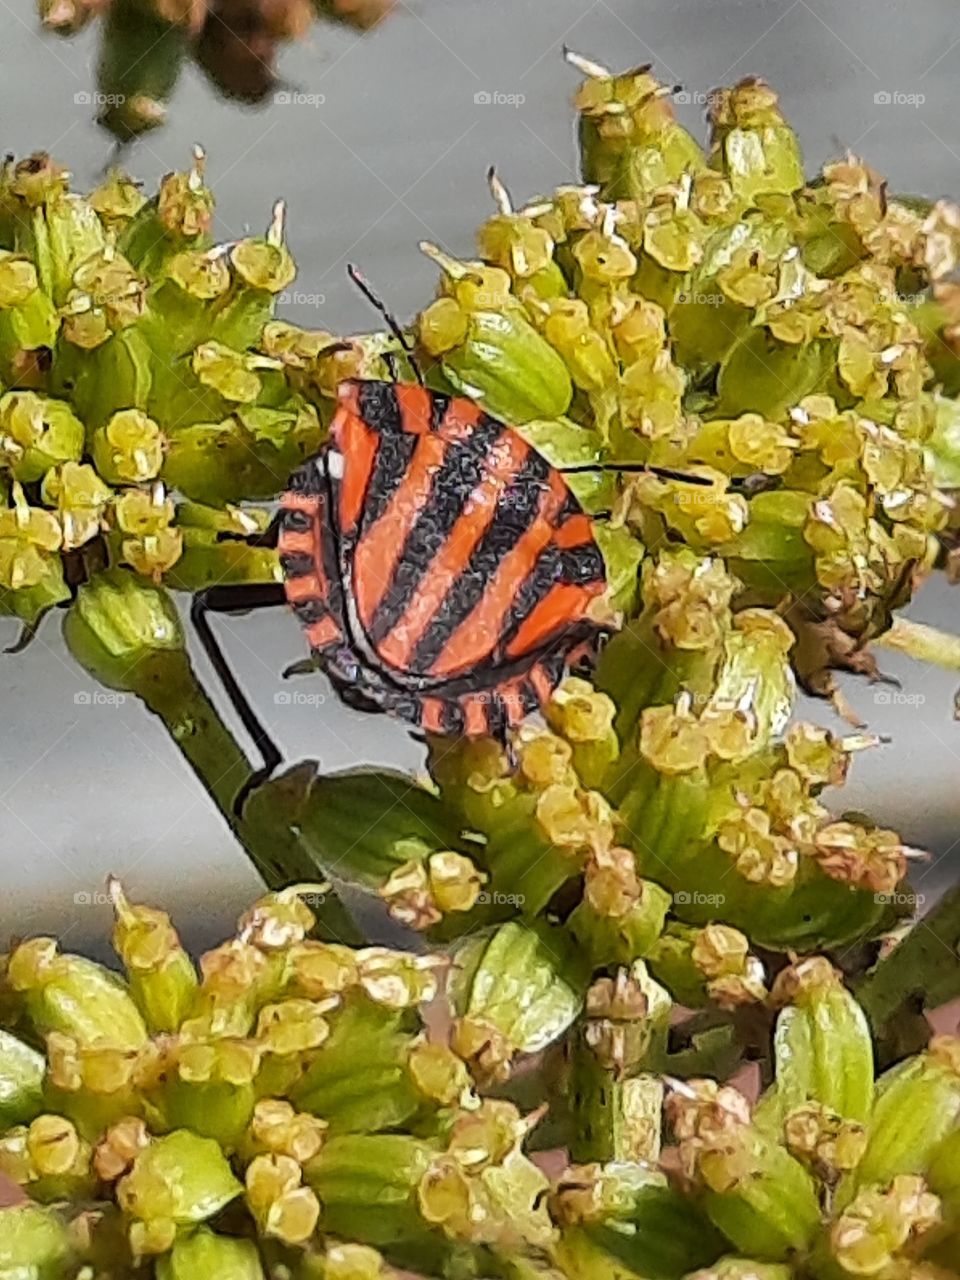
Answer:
[192, 267, 718, 806]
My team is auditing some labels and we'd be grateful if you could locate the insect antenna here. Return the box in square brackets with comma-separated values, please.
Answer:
[346, 263, 424, 386]
[558, 464, 782, 491]
[558, 461, 713, 486]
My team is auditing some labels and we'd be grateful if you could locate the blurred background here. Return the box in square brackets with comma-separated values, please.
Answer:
[1, 0, 958, 954]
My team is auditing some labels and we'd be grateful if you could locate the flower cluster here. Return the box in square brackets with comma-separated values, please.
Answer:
[4, 896, 960, 1277]
[0, 149, 388, 639]
[5, 50, 960, 1280]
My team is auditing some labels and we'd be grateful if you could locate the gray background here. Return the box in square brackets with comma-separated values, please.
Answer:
[0, 0, 958, 954]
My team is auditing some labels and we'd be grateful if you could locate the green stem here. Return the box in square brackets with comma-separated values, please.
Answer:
[856, 882, 960, 1064]
[136, 653, 363, 944]
[872, 617, 960, 671]
[567, 1032, 663, 1164]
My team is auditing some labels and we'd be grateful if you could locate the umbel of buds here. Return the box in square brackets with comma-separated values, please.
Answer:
[2, 889, 960, 1277]
[0, 148, 396, 647]
[4, 47, 960, 1280]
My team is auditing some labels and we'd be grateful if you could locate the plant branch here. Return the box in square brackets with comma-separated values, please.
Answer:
[143, 657, 364, 945]
[872, 616, 960, 672]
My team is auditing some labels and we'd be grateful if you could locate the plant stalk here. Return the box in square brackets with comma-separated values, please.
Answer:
[873, 616, 960, 672]
[137, 652, 364, 944]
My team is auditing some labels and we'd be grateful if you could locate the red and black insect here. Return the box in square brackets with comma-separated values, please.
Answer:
[192, 268, 714, 804]
[277, 375, 609, 739]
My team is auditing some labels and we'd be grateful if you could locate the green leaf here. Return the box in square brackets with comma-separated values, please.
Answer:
[452, 921, 585, 1054]
[296, 768, 466, 890]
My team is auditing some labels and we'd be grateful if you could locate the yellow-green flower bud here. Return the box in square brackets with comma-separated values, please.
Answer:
[708, 78, 804, 199]
[157, 155, 215, 241]
[451, 923, 582, 1082]
[239, 887, 319, 951]
[515, 727, 575, 789]
[0, 1029, 44, 1129]
[0, 250, 39, 307]
[287, 941, 360, 1000]
[644, 200, 707, 273]
[417, 295, 468, 355]
[92, 409, 164, 484]
[246, 1152, 320, 1244]
[0, 1112, 94, 1201]
[783, 1101, 867, 1184]
[40, 461, 111, 551]
[115, 484, 183, 578]
[89, 169, 147, 227]
[640, 697, 711, 775]
[408, 1041, 473, 1109]
[570, 51, 705, 199]
[536, 783, 615, 855]
[356, 948, 441, 1009]
[167, 246, 232, 300]
[831, 1175, 940, 1276]
[419, 243, 573, 422]
[0, 482, 63, 593]
[0, 390, 84, 482]
[7, 936, 148, 1050]
[620, 350, 686, 439]
[63, 568, 184, 699]
[192, 340, 273, 403]
[44, 1030, 142, 1138]
[231, 203, 296, 295]
[257, 998, 333, 1056]
[0, 1204, 73, 1274]
[477, 172, 557, 283]
[246, 1098, 327, 1164]
[72, 248, 144, 330]
[322, 1242, 387, 1280]
[692, 924, 767, 1008]
[110, 879, 198, 1034]
[157, 1227, 265, 1280]
[118, 1130, 243, 1253]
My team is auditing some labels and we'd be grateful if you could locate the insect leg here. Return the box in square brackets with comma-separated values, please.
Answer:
[190, 584, 287, 811]
[3, 616, 43, 655]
